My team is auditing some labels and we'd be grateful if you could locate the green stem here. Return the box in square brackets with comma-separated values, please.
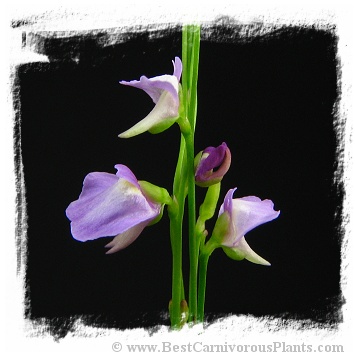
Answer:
[181, 24, 200, 324]
[182, 28, 189, 109]
[197, 240, 218, 323]
[197, 252, 210, 322]
[180, 271, 185, 300]
[188, 27, 200, 131]
[185, 132, 197, 322]
[169, 133, 187, 328]
[169, 207, 182, 328]
[173, 134, 186, 194]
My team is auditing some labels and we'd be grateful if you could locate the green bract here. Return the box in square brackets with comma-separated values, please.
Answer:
[139, 180, 173, 206]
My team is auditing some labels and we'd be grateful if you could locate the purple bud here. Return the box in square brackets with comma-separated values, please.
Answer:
[195, 142, 231, 187]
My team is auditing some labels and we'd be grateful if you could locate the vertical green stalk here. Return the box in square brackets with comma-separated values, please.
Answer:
[186, 132, 197, 321]
[169, 207, 182, 327]
[182, 28, 189, 108]
[169, 24, 200, 327]
[197, 252, 210, 322]
[197, 240, 218, 322]
[169, 133, 186, 328]
[188, 28, 200, 132]
[182, 24, 200, 323]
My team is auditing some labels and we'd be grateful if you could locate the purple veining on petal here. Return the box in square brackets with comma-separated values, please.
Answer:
[65, 165, 161, 244]
[74, 172, 119, 206]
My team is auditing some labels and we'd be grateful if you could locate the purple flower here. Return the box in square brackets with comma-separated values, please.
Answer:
[65, 164, 162, 254]
[195, 142, 231, 187]
[118, 57, 182, 138]
[214, 188, 280, 265]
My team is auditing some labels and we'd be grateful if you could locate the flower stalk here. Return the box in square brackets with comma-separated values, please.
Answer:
[168, 195, 184, 328]
[181, 24, 200, 323]
[196, 237, 220, 322]
[169, 131, 188, 328]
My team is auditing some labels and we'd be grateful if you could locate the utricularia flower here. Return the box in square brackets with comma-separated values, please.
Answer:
[65, 164, 170, 254]
[195, 142, 231, 187]
[212, 188, 280, 265]
[118, 57, 182, 138]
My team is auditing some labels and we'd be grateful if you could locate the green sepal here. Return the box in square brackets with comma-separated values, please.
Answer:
[138, 180, 173, 205]
[210, 211, 230, 244]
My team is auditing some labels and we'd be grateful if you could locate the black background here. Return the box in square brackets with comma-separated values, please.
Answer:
[16, 23, 342, 337]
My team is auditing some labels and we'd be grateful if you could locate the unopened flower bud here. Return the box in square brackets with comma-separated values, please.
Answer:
[195, 142, 231, 187]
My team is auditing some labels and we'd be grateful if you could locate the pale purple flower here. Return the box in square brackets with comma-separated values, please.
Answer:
[65, 164, 162, 254]
[118, 57, 182, 138]
[216, 188, 280, 265]
[195, 142, 231, 187]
